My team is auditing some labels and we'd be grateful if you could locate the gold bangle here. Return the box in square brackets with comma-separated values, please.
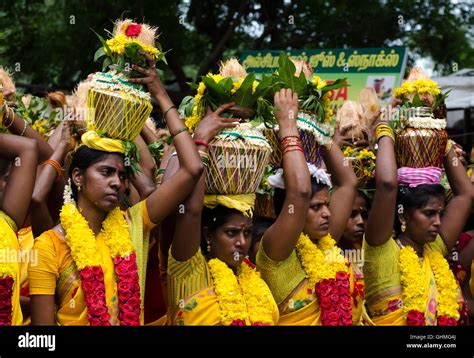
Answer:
[3, 107, 14, 129]
[171, 127, 188, 138]
[0, 105, 5, 127]
[445, 139, 453, 156]
[19, 119, 27, 136]
[375, 124, 394, 142]
[163, 105, 176, 120]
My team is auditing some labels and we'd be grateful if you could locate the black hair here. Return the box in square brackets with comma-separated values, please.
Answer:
[200, 205, 242, 254]
[67, 146, 125, 201]
[394, 184, 445, 234]
[0, 158, 11, 177]
[356, 189, 372, 211]
[252, 216, 273, 247]
[273, 177, 328, 216]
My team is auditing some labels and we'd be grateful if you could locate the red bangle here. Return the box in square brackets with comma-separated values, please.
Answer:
[283, 146, 304, 155]
[194, 139, 209, 148]
[280, 135, 300, 142]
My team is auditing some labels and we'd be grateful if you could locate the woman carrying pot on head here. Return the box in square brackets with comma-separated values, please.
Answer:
[257, 94, 360, 326]
[28, 53, 204, 326]
[363, 119, 472, 326]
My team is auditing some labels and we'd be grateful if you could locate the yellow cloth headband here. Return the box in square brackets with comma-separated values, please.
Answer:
[81, 130, 125, 154]
[204, 194, 256, 217]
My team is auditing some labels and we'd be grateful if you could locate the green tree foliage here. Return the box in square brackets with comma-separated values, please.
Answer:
[0, 0, 472, 93]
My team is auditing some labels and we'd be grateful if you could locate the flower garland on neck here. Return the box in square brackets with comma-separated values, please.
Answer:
[60, 193, 141, 326]
[208, 257, 275, 326]
[399, 245, 460, 326]
[0, 224, 15, 326]
[295, 233, 353, 326]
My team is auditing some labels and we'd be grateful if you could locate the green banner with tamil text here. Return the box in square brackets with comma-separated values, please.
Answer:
[240, 47, 408, 104]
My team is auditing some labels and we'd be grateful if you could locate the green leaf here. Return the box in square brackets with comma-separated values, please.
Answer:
[201, 76, 228, 104]
[94, 47, 105, 62]
[221, 77, 234, 94]
[293, 71, 308, 95]
[232, 73, 256, 107]
[253, 74, 274, 99]
[412, 92, 423, 107]
[320, 78, 348, 93]
[277, 52, 297, 91]
[102, 57, 112, 72]
[178, 95, 195, 118]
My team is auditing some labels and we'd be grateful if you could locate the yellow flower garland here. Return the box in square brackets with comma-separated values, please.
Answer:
[428, 251, 460, 320]
[399, 246, 460, 322]
[238, 261, 275, 325]
[60, 203, 136, 269]
[60, 203, 102, 269]
[208, 258, 247, 325]
[295, 233, 348, 287]
[208, 258, 275, 325]
[399, 246, 425, 316]
[101, 208, 135, 257]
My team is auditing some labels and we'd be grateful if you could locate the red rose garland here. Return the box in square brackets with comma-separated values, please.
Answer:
[0, 275, 14, 326]
[296, 233, 353, 326]
[60, 202, 141, 326]
[316, 272, 353, 326]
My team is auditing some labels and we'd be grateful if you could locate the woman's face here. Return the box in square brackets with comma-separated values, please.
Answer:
[342, 194, 368, 245]
[205, 212, 253, 270]
[401, 196, 444, 245]
[73, 154, 128, 212]
[304, 187, 331, 241]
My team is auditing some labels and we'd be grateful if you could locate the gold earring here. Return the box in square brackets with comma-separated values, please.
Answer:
[77, 184, 82, 192]
[206, 241, 211, 253]
[401, 223, 406, 233]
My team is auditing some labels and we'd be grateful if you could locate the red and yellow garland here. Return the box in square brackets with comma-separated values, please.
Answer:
[60, 203, 141, 326]
[296, 233, 353, 326]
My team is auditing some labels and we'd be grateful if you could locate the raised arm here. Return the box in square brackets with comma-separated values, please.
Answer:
[128, 134, 157, 201]
[439, 145, 474, 250]
[0, 133, 38, 229]
[325, 141, 358, 242]
[365, 125, 398, 246]
[261, 89, 311, 261]
[170, 104, 239, 261]
[30, 121, 72, 237]
[129, 53, 203, 224]
[2, 104, 53, 162]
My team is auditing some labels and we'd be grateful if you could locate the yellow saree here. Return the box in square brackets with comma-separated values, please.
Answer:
[28, 201, 153, 325]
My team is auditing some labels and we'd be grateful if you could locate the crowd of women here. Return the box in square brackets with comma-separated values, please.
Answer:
[0, 29, 473, 327]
